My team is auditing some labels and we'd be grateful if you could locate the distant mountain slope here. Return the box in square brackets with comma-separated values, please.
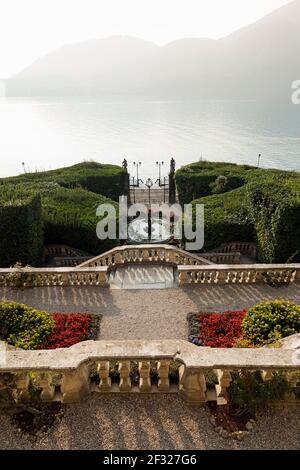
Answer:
[5, 0, 300, 99]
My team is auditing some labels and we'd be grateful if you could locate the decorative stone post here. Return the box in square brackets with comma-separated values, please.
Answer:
[215, 369, 232, 405]
[61, 365, 90, 403]
[15, 373, 30, 402]
[216, 270, 228, 285]
[178, 270, 190, 286]
[98, 270, 108, 287]
[61, 272, 70, 287]
[179, 365, 207, 405]
[285, 370, 300, 401]
[36, 373, 56, 402]
[98, 361, 111, 392]
[119, 361, 131, 392]
[122, 158, 131, 205]
[139, 361, 151, 392]
[157, 360, 170, 392]
[169, 158, 176, 204]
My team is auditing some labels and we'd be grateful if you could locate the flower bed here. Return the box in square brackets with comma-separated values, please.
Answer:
[188, 310, 247, 348]
[39, 313, 101, 349]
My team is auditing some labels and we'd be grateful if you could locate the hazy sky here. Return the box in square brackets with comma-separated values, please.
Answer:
[0, 0, 292, 78]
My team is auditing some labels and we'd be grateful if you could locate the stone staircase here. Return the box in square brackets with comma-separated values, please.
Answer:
[108, 265, 177, 289]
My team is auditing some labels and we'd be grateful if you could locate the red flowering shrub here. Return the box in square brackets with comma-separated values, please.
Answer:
[199, 310, 247, 348]
[39, 313, 92, 349]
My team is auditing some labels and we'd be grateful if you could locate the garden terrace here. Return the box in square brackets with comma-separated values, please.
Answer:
[1, 270, 299, 342]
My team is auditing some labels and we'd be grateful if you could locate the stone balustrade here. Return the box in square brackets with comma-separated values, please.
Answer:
[50, 257, 92, 267]
[77, 244, 212, 269]
[215, 241, 257, 259]
[200, 252, 241, 264]
[0, 340, 299, 406]
[0, 266, 108, 288]
[0, 262, 299, 288]
[45, 244, 91, 259]
[178, 264, 300, 286]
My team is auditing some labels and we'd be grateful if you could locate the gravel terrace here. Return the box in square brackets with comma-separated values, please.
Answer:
[1, 283, 299, 450]
[0, 395, 299, 450]
[0, 283, 299, 340]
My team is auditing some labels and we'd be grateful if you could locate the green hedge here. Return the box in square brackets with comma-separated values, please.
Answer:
[40, 183, 119, 254]
[191, 188, 254, 252]
[176, 161, 261, 205]
[178, 161, 300, 260]
[247, 178, 300, 263]
[0, 187, 44, 267]
[1, 161, 127, 202]
[0, 162, 123, 266]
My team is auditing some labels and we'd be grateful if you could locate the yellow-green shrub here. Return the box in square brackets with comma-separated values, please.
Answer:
[242, 299, 300, 346]
[0, 301, 54, 350]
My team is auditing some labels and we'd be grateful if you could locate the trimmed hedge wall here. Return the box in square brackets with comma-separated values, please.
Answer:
[247, 179, 300, 263]
[180, 161, 300, 261]
[0, 162, 123, 266]
[0, 187, 44, 267]
[40, 183, 119, 254]
[191, 188, 254, 252]
[175, 161, 298, 205]
[1, 161, 127, 202]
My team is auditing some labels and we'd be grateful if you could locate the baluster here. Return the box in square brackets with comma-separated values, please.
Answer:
[215, 369, 232, 405]
[157, 360, 170, 392]
[98, 361, 111, 391]
[261, 369, 273, 382]
[139, 361, 151, 392]
[119, 361, 131, 392]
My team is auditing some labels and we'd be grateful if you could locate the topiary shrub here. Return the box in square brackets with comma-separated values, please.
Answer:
[242, 299, 300, 346]
[0, 302, 54, 350]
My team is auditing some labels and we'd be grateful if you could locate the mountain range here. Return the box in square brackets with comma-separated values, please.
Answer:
[5, 0, 300, 100]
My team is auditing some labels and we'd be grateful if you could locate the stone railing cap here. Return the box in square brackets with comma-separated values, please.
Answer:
[1, 340, 300, 373]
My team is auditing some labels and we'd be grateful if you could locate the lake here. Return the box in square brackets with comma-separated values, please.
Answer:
[0, 97, 299, 181]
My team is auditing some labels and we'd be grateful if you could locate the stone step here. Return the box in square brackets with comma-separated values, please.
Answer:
[109, 265, 177, 290]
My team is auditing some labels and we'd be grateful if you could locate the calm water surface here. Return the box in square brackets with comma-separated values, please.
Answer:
[0, 97, 299, 180]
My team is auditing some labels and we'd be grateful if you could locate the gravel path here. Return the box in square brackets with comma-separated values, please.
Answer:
[1, 283, 299, 340]
[0, 395, 299, 450]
